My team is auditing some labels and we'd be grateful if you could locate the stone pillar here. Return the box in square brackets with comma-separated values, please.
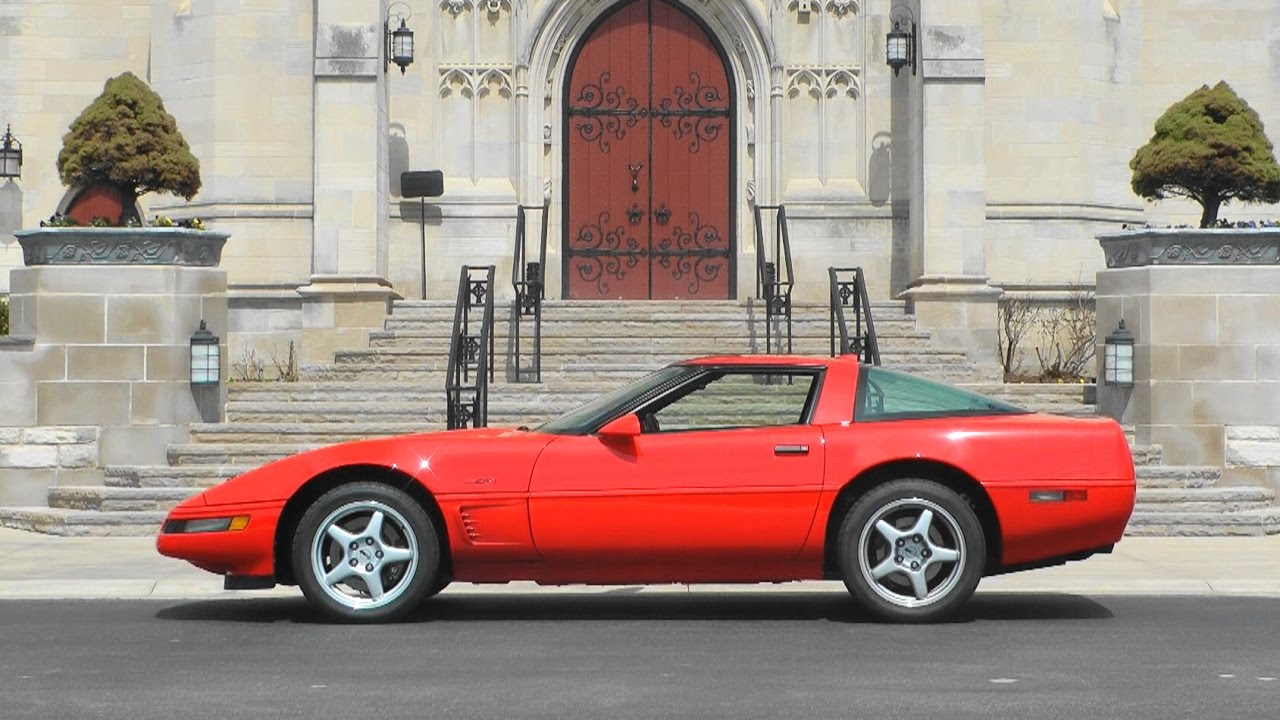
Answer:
[1097, 229, 1280, 493]
[6, 263, 227, 468]
[305, 0, 400, 364]
[898, 1, 1000, 367]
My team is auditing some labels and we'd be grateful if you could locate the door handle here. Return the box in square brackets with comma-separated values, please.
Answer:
[774, 444, 809, 456]
[628, 161, 643, 193]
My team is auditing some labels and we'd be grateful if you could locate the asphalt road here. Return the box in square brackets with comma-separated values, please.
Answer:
[0, 592, 1276, 719]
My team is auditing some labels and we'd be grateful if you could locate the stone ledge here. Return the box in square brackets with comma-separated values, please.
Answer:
[1099, 229, 1280, 268]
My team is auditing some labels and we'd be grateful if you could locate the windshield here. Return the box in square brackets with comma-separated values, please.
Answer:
[537, 365, 696, 435]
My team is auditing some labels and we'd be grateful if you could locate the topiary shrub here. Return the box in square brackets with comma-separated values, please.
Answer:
[1130, 81, 1280, 228]
[1, 296, 9, 336]
[56, 71, 201, 224]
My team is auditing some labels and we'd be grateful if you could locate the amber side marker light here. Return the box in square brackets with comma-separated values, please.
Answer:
[163, 516, 251, 534]
[1029, 490, 1088, 503]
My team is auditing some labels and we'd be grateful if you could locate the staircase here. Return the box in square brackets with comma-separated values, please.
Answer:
[2, 299, 1276, 537]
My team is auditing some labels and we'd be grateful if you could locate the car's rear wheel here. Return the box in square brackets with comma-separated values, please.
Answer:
[293, 482, 439, 623]
[838, 479, 985, 623]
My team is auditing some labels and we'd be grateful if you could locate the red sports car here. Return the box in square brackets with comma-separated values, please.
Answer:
[158, 355, 1135, 623]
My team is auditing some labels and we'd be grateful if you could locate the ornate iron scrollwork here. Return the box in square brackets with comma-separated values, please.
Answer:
[653, 203, 671, 226]
[569, 211, 648, 295]
[652, 72, 730, 153]
[652, 211, 729, 295]
[626, 204, 645, 225]
[568, 71, 647, 153]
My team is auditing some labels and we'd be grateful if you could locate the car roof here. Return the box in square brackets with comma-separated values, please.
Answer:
[679, 354, 857, 368]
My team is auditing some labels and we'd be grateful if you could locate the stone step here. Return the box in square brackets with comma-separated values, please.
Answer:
[385, 300, 913, 322]
[1135, 487, 1274, 511]
[168, 443, 323, 467]
[1123, 507, 1280, 536]
[332, 347, 972, 368]
[1129, 444, 1162, 466]
[191, 422, 435, 444]
[369, 330, 934, 352]
[376, 316, 922, 336]
[104, 465, 248, 489]
[1134, 465, 1221, 488]
[48, 486, 200, 513]
[0, 507, 167, 537]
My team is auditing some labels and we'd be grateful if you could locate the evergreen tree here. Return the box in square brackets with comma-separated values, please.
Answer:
[1130, 81, 1280, 228]
[56, 72, 201, 219]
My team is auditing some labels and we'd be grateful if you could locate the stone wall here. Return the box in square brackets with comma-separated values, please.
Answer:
[0, 427, 100, 507]
[3, 263, 227, 466]
[1096, 244, 1280, 491]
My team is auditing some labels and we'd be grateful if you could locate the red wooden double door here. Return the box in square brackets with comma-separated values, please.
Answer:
[565, 0, 733, 300]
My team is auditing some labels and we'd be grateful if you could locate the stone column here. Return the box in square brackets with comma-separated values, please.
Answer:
[305, 0, 400, 364]
[897, 1, 1000, 367]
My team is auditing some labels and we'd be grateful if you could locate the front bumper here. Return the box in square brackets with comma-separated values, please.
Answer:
[156, 496, 285, 579]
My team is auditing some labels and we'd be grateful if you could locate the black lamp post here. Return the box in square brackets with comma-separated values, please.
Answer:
[886, 7, 917, 77]
[1104, 319, 1135, 388]
[0, 125, 22, 179]
[387, 3, 414, 75]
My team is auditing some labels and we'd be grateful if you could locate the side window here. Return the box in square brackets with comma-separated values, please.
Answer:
[855, 366, 1027, 421]
[642, 371, 819, 433]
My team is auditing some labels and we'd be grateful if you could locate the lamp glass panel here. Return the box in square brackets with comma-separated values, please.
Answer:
[0, 152, 17, 178]
[887, 36, 907, 63]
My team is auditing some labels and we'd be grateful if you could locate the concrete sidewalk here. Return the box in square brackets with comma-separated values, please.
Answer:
[2, 528, 1279, 600]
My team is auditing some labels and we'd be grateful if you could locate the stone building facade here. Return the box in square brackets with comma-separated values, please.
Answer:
[1, 0, 1278, 365]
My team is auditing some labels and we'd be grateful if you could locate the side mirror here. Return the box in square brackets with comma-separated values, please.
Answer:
[597, 414, 642, 439]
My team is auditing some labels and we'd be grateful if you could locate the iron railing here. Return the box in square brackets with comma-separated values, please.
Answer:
[446, 265, 496, 429]
[829, 266, 881, 365]
[753, 204, 794, 354]
[511, 201, 549, 383]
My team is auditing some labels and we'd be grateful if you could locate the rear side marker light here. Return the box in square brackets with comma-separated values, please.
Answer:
[1029, 490, 1088, 503]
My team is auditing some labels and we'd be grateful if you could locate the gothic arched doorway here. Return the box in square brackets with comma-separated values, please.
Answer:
[563, 0, 735, 300]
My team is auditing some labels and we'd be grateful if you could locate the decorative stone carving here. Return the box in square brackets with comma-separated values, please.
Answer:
[785, 67, 861, 99]
[1098, 229, 1280, 268]
[15, 227, 229, 267]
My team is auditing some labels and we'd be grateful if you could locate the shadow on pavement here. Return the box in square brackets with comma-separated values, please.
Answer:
[155, 591, 1113, 624]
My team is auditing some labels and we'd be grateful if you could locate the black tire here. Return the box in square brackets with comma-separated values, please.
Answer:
[837, 478, 986, 623]
[293, 482, 440, 623]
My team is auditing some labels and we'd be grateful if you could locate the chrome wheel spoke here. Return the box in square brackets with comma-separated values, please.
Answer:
[324, 564, 357, 587]
[870, 556, 899, 581]
[382, 545, 414, 565]
[364, 511, 386, 543]
[326, 523, 359, 547]
[906, 567, 930, 600]
[363, 569, 386, 601]
[874, 519, 901, 544]
[929, 545, 959, 564]
[910, 508, 934, 538]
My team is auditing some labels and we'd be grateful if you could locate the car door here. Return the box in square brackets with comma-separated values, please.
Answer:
[527, 369, 825, 577]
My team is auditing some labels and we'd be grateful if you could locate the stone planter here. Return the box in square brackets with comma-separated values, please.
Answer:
[14, 227, 228, 267]
[1099, 228, 1280, 268]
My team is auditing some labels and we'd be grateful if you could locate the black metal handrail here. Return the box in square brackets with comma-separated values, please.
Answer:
[829, 266, 881, 365]
[511, 201, 549, 383]
[753, 204, 794, 354]
[446, 265, 496, 429]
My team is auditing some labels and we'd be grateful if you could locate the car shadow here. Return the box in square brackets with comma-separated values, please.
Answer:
[154, 590, 1113, 624]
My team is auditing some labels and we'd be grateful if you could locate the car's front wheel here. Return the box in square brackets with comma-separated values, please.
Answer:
[293, 482, 440, 623]
[838, 479, 986, 623]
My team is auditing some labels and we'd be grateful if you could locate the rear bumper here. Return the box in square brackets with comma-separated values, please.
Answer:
[156, 497, 284, 579]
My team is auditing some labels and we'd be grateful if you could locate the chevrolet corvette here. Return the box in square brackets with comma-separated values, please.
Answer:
[158, 355, 1135, 623]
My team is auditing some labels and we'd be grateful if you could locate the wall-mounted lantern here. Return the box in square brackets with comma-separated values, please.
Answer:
[886, 7, 917, 77]
[190, 320, 220, 386]
[1104, 319, 1135, 388]
[387, 3, 415, 75]
[0, 125, 22, 179]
